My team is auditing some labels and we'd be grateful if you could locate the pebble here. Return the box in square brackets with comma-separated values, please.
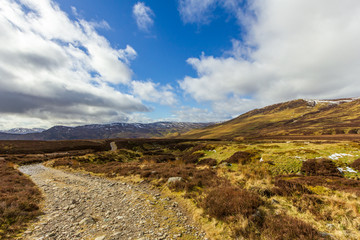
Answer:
[18, 164, 205, 240]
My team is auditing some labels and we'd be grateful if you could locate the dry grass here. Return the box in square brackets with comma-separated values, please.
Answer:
[0, 160, 42, 239]
[261, 214, 325, 240]
[202, 186, 263, 221]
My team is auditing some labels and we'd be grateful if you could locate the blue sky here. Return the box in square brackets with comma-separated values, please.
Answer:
[54, 0, 242, 120]
[0, 0, 360, 129]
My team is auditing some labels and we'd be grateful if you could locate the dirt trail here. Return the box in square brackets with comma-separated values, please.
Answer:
[110, 142, 118, 151]
[19, 164, 205, 240]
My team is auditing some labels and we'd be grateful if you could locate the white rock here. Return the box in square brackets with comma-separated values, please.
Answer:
[95, 236, 106, 240]
[167, 177, 182, 184]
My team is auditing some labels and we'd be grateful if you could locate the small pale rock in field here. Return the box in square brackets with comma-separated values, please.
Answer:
[79, 217, 95, 225]
[167, 177, 182, 184]
[173, 233, 182, 238]
[95, 235, 106, 240]
[326, 224, 335, 230]
[111, 232, 122, 238]
[219, 162, 231, 167]
[319, 232, 332, 238]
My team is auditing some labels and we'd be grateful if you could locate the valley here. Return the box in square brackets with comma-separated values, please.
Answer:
[1, 137, 360, 239]
[1, 98, 360, 239]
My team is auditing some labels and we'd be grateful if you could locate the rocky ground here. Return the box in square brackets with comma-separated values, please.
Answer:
[18, 164, 205, 240]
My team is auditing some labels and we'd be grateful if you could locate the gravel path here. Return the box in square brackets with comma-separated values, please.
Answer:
[110, 142, 118, 151]
[19, 164, 205, 240]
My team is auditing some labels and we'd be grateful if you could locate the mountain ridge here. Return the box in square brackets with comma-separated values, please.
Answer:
[179, 97, 360, 140]
[1, 128, 45, 134]
[0, 122, 213, 140]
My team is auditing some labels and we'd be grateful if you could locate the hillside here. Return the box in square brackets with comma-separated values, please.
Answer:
[0, 122, 212, 140]
[180, 98, 360, 140]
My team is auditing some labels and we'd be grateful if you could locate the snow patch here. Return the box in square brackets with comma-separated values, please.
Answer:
[305, 98, 360, 107]
[328, 153, 353, 160]
[337, 167, 357, 174]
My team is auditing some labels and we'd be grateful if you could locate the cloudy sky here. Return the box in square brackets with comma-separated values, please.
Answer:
[1, 0, 360, 130]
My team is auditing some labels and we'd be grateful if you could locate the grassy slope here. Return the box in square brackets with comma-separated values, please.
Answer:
[180, 99, 360, 140]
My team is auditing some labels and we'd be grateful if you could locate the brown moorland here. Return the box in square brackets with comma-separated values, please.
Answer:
[0, 159, 42, 239]
[50, 140, 342, 239]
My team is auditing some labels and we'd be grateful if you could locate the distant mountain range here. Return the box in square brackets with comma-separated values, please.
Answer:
[0, 122, 213, 140]
[2, 128, 45, 135]
[180, 98, 360, 140]
[3, 97, 359, 141]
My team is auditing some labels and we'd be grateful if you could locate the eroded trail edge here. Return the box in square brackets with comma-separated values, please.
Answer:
[19, 164, 204, 240]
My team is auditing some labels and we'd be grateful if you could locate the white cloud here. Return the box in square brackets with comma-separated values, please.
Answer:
[178, 0, 217, 24]
[0, 0, 148, 128]
[178, 0, 250, 25]
[131, 81, 177, 106]
[171, 106, 225, 123]
[180, 0, 360, 116]
[133, 2, 154, 32]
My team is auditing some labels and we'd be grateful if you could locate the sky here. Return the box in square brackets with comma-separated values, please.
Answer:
[1, 0, 360, 130]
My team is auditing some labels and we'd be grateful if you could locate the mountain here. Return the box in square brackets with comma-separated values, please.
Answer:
[1, 128, 45, 134]
[0, 122, 213, 140]
[180, 98, 360, 140]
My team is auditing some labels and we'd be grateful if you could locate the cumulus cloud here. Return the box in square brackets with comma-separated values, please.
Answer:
[0, 0, 149, 128]
[180, 0, 360, 116]
[133, 2, 154, 32]
[131, 81, 177, 106]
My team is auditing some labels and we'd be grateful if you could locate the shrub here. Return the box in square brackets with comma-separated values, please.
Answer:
[226, 150, 261, 165]
[198, 158, 217, 166]
[301, 158, 342, 177]
[77, 150, 141, 164]
[349, 129, 359, 134]
[288, 175, 360, 196]
[191, 144, 215, 152]
[273, 178, 312, 196]
[140, 154, 176, 163]
[53, 159, 225, 194]
[351, 158, 360, 171]
[168, 143, 195, 151]
[202, 186, 263, 221]
[262, 214, 324, 240]
[180, 152, 205, 164]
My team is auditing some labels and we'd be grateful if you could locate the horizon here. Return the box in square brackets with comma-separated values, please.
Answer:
[1, 0, 360, 129]
[0, 120, 218, 132]
[2, 96, 359, 132]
